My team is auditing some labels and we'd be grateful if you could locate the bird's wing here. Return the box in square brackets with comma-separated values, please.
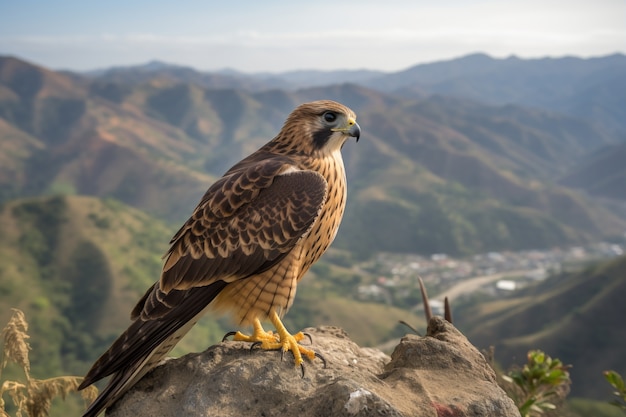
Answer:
[155, 156, 328, 298]
[79, 157, 328, 412]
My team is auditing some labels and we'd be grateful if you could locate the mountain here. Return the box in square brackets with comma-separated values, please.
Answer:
[327, 92, 625, 257]
[80, 60, 386, 92]
[364, 53, 626, 134]
[458, 255, 626, 400]
[0, 56, 215, 221]
[81, 60, 286, 91]
[72, 53, 626, 135]
[560, 141, 626, 201]
[1, 55, 625, 256]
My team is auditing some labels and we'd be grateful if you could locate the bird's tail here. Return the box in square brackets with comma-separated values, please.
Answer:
[79, 281, 229, 417]
[81, 367, 139, 417]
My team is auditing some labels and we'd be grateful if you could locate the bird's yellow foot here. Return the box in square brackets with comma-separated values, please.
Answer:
[222, 316, 279, 343]
[222, 312, 326, 376]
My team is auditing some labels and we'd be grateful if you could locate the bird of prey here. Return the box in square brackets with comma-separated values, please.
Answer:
[78, 100, 360, 417]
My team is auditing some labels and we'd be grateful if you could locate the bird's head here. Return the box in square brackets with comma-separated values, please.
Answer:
[276, 100, 360, 155]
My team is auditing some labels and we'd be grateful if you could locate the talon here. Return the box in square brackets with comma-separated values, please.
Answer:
[315, 351, 328, 368]
[228, 314, 326, 371]
[222, 331, 237, 342]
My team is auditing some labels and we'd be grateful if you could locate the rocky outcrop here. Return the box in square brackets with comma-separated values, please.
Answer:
[108, 317, 520, 417]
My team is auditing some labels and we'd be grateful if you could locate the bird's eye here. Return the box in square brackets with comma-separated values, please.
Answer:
[323, 111, 337, 123]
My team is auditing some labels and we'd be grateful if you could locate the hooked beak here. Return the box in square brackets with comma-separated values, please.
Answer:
[348, 121, 361, 142]
[332, 118, 361, 142]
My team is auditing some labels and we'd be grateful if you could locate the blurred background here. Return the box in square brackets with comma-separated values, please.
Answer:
[1, 1, 625, 416]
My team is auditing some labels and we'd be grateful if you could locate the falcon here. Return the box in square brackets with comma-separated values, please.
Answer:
[78, 100, 360, 417]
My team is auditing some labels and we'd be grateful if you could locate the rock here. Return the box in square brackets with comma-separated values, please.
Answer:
[107, 317, 520, 417]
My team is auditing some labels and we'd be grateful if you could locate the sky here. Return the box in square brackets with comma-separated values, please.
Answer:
[0, 0, 624, 73]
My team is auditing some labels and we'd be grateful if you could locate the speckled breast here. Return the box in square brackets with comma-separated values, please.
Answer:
[297, 151, 347, 278]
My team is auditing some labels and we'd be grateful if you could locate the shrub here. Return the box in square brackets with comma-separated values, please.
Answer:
[0, 309, 97, 417]
[501, 350, 571, 417]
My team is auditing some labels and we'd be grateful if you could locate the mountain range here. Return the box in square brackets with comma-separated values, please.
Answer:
[2, 54, 625, 257]
[1, 52, 625, 406]
[81, 52, 626, 134]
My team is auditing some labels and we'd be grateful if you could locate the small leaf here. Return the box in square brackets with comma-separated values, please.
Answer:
[604, 370, 625, 391]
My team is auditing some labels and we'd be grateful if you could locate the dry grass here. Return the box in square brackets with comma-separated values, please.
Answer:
[0, 309, 97, 417]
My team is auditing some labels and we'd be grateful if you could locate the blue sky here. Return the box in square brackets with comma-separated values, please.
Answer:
[1, 0, 624, 72]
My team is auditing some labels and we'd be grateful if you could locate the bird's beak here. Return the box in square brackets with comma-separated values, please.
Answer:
[332, 118, 361, 142]
[349, 120, 361, 142]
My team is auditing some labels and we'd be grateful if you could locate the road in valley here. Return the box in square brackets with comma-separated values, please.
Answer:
[431, 268, 542, 301]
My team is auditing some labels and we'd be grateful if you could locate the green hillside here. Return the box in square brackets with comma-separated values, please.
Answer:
[458, 255, 626, 400]
[561, 141, 626, 201]
[0, 195, 174, 377]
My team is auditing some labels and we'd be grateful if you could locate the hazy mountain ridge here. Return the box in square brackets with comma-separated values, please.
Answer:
[365, 53, 626, 133]
[80, 59, 386, 92]
[72, 53, 626, 134]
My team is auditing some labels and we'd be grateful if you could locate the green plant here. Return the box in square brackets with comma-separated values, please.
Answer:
[604, 370, 626, 412]
[502, 350, 571, 417]
[0, 309, 97, 417]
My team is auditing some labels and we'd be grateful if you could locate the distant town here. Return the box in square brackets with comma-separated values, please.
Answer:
[355, 241, 625, 313]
